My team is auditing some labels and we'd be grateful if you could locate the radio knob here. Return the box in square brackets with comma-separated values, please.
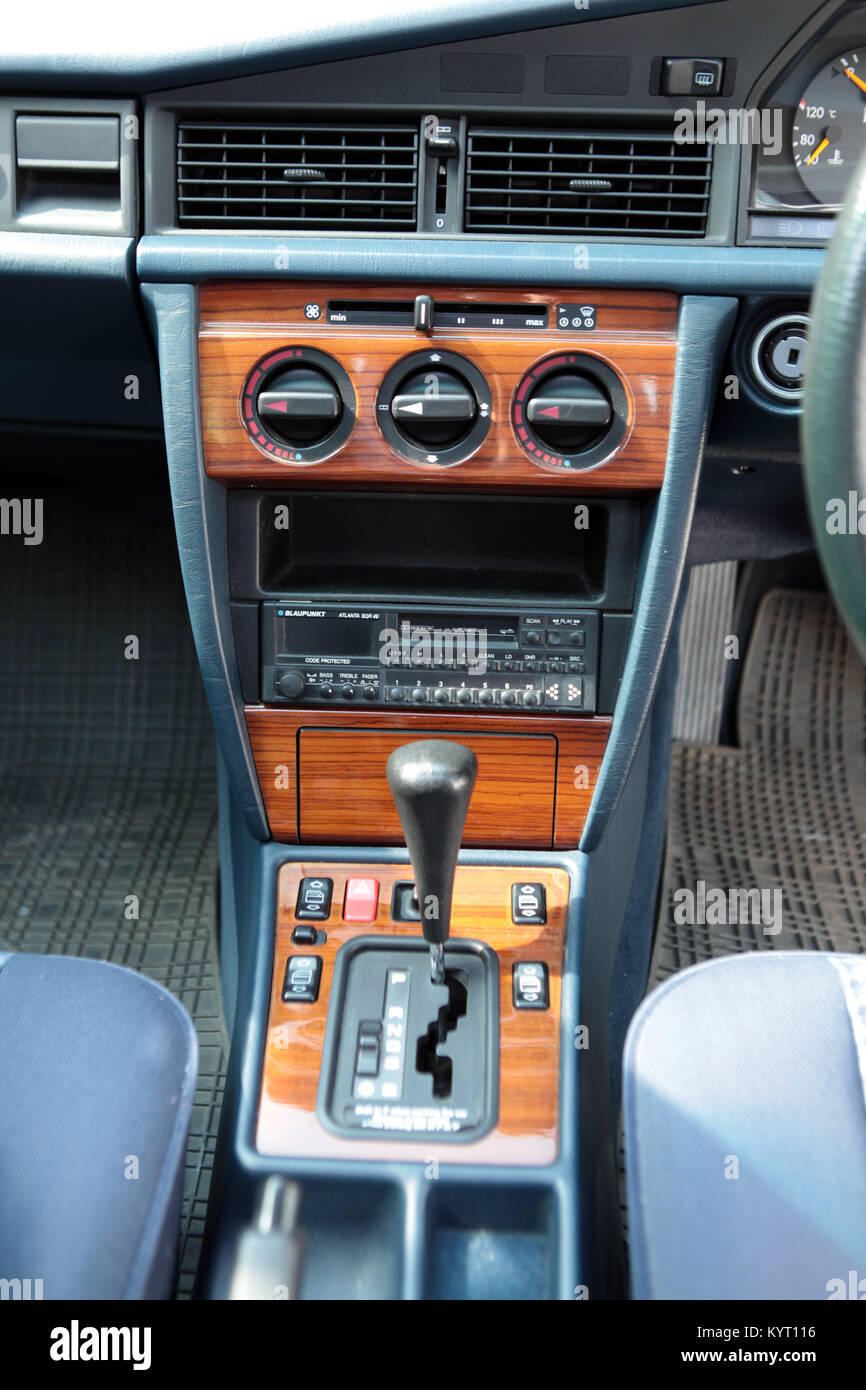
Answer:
[341, 684, 356, 699]
[478, 689, 496, 706]
[276, 671, 305, 700]
[523, 690, 540, 708]
[456, 689, 473, 705]
[362, 685, 377, 700]
[320, 684, 335, 699]
[501, 689, 518, 707]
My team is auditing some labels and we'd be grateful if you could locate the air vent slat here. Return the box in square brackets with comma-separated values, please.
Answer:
[176, 120, 419, 232]
[465, 126, 712, 238]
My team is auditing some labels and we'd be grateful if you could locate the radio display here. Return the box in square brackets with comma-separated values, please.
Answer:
[278, 612, 380, 658]
[397, 612, 521, 651]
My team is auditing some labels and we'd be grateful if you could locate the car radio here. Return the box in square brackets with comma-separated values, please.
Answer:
[261, 602, 598, 712]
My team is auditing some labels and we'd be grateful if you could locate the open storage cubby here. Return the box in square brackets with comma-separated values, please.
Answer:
[296, 1178, 406, 1300]
[423, 1183, 557, 1300]
[229, 490, 641, 609]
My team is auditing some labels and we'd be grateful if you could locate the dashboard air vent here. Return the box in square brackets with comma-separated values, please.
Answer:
[176, 122, 419, 231]
[465, 128, 713, 238]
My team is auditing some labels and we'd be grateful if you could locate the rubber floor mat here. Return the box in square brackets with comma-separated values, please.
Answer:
[650, 588, 866, 984]
[0, 480, 223, 1298]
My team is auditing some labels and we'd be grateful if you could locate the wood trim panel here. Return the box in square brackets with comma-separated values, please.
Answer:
[199, 282, 677, 490]
[298, 728, 556, 847]
[257, 862, 569, 1165]
[245, 706, 610, 849]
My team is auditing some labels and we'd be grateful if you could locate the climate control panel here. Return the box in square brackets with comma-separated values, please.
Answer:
[201, 282, 676, 491]
[261, 603, 600, 713]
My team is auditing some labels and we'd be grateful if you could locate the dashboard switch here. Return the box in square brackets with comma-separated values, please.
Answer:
[661, 58, 724, 96]
[512, 882, 547, 925]
[414, 294, 435, 333]
[296, 876, 333, 920]
[513, 962, 550, 1010]
[344, 877, 380, 922]
[282, 955, 323, 1003]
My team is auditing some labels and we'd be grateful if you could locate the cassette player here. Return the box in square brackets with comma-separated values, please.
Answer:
[261, 602, 599, 713]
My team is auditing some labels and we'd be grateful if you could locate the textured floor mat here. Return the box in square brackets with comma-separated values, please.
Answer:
[0, 480, 223, 1297]
[650, 588, 866, 984]
[672, 561, 737, 744]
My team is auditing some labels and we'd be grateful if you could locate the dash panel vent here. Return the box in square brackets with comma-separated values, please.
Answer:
[176, 121, 419, 231]
[465, 127, 712, 238]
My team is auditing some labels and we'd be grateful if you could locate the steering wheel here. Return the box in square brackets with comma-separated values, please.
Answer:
[802, 146, 866, 662]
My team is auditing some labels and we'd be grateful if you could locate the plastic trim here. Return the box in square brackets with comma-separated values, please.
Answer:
[580, 294, 738, 850]
[141, 282, 269, 838]
[137, 235, 823, 293]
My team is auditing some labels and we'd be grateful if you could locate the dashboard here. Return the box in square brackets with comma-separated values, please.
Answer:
[0, 0, 856, 1303]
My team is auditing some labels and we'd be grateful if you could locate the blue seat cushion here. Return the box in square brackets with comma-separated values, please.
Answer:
[624, 952, 866, 1300]
[0, 953, 197, 1299]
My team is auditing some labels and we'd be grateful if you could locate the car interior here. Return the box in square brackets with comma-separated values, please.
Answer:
[3, 0, 866, 1313]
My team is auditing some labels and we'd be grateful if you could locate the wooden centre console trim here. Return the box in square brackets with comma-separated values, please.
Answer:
[257, 862, 569, 1165]
[199, 282, 677, 490]
[245, 706, 611, 849]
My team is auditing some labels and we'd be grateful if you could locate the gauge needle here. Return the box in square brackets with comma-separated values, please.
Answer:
[806, 136, 831, 164]
[843, 65, 866, 95]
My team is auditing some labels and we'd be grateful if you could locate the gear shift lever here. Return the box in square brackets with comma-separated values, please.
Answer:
[386, 740, 478, 984]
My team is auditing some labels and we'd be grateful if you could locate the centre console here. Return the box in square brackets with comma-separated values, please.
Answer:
[143, 273, 739, 1299]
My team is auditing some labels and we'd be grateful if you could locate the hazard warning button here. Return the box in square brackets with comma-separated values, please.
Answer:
[343, 877, 380, 922]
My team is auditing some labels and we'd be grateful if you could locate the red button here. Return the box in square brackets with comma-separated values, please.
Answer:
[343, 877, 379, 922]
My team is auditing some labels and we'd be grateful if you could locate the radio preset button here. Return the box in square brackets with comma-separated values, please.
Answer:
[477, 689, 496, 706]
[412, 689, 428, 704]
[433, 688, 451, 704]
[523, 691, 540, 707]
[388, 686, 406, 702]
[456, 689, 473, 705]
[501, 690, 518, 707]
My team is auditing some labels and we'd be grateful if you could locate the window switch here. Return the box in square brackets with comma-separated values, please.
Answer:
[296, 877, 332, 920]
[282, 955, 322, 1003]
[512, 882, 547, 925]
[513, 962, 550, 1010]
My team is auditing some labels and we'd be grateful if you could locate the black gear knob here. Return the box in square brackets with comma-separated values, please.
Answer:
[386, 740, 478, 973]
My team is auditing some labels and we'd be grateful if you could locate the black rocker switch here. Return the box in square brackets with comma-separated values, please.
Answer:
[386, 740, 478, 983]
